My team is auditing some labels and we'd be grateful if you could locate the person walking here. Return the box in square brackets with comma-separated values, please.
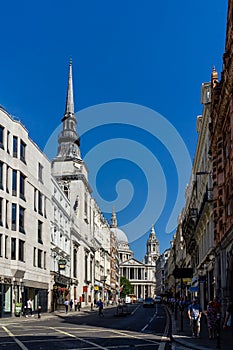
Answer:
[206, 301, 217, 339]
[97, 299, 104, 317]
[69, 299, 73, 312]
[188, 298, 202, 337]
[27, 298, 33, 316]
[74, 298, 78, 311]
[64, 299, 69, 314]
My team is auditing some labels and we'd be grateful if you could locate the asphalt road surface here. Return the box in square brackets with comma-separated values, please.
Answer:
[0, 303, 175, 350]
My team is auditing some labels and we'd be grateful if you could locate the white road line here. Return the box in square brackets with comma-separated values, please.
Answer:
[109, 328, 160, 346]
[158, 306, 170, 350]
[130, 304, 141, 316]
[2, 326, 28, 350]
[141, 310, 157, 332]
[49, 327, 109, 350]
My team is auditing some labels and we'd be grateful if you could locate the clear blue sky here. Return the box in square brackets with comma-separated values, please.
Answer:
[0, 0, 227, 260]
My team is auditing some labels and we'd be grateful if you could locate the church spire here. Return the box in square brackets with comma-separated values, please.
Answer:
[110, 207, 118, 228]
[56, 60, 81, 160]
[64, 58, 74, 119]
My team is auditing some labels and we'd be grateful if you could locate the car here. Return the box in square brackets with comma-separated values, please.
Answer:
[154, 296, 162, 303]
[143, 297, 155, 307]
[137, 297, 144, 303]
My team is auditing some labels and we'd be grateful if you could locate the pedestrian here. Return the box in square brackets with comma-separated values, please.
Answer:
[74, 298, 78, 311]
[78, 301, 81, 311]
[187, 298, 202, 337]
[64, 299, 69, 314]
[206, 301, 217, 339]
[69, 299, 73, 311]
[27, 298, 33, 316]
[223, 301, 232, 329]
[97, 299, 104, 317]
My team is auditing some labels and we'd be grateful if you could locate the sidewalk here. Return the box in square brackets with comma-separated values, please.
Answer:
[0, 304, 114, 324]
[169, 306, 233, 350]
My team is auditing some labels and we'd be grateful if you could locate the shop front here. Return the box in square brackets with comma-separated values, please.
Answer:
[0, 277, 12, 318]
[51, 273, 70, 311]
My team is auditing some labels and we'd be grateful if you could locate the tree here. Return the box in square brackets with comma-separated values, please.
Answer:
[120, 276, 133, 298]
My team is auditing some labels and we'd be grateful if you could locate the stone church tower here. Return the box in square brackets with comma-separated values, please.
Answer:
[51, 60, 95, 304]
[144, 225, 160, 264]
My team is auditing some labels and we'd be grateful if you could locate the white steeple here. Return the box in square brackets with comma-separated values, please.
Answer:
[56, 59, 81, 160]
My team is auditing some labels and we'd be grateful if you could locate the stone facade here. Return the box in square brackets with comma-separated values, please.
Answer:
[210, 0, 233, 311]
[0, 107, 51, 317]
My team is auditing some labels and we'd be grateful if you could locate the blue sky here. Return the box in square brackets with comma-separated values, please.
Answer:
[0, 0, 227, 260]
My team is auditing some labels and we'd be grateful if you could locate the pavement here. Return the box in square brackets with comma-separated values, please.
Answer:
[168, 305, 233, 350]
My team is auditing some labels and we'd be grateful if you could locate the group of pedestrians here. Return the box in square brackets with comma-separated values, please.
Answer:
[64, 298, 81, 313]
[168, 296, 232, 341]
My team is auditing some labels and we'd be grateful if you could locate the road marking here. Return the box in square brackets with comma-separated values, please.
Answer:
[158, 306, 170, 350]
[141, 311, 157, 332]
[49, 327, 109, 349]
[2, 326, 28, 350]
[109, 328, 160, 345]
[130, 304, 141, 316]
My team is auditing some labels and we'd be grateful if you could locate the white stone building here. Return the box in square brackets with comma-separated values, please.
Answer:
[0, 106, 51, 317]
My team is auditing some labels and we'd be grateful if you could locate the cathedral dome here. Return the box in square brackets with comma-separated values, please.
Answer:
[111, 227, 128, 243]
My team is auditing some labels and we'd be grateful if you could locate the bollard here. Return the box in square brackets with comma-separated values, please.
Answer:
[38, 306, 42, 319]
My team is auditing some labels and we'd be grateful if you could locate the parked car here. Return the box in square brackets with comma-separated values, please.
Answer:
[137, 297, 144, 303]
[143, 297, 155, 307]
[154, 296, 162, 303]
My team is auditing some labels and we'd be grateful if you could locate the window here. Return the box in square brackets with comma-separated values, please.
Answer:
[73, 249, 77, 278]
[18, 239, 24, 261]
[11, 237, 16, 260]
[0, 234, 2, 257]
[5, 236, 8, 258]
[0, 162, 3, 190]
[33, 247, 36, 266]
[12, 169, 17, 196]
[20, 173, 26, 200]
[38, 163, 43, 183]
[0, 198, 3, 226]
[20, 140, 26, 163]
[34, 189, 37, 211]
[13, 136, 18, 157]
[0, 125, 4, 149]
[19, 206, 25, 233]
[38, 191, 43, 215]
[44, 252, 46, 270]
[38, 249, 42, 268]
[7, 131, 10, 154]
[38, 220, 43, 244]
[12, 203, 17, 230]
[5, 200, 8, 228]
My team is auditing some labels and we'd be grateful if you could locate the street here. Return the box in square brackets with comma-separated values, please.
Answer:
[0, 303, 173, 350]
